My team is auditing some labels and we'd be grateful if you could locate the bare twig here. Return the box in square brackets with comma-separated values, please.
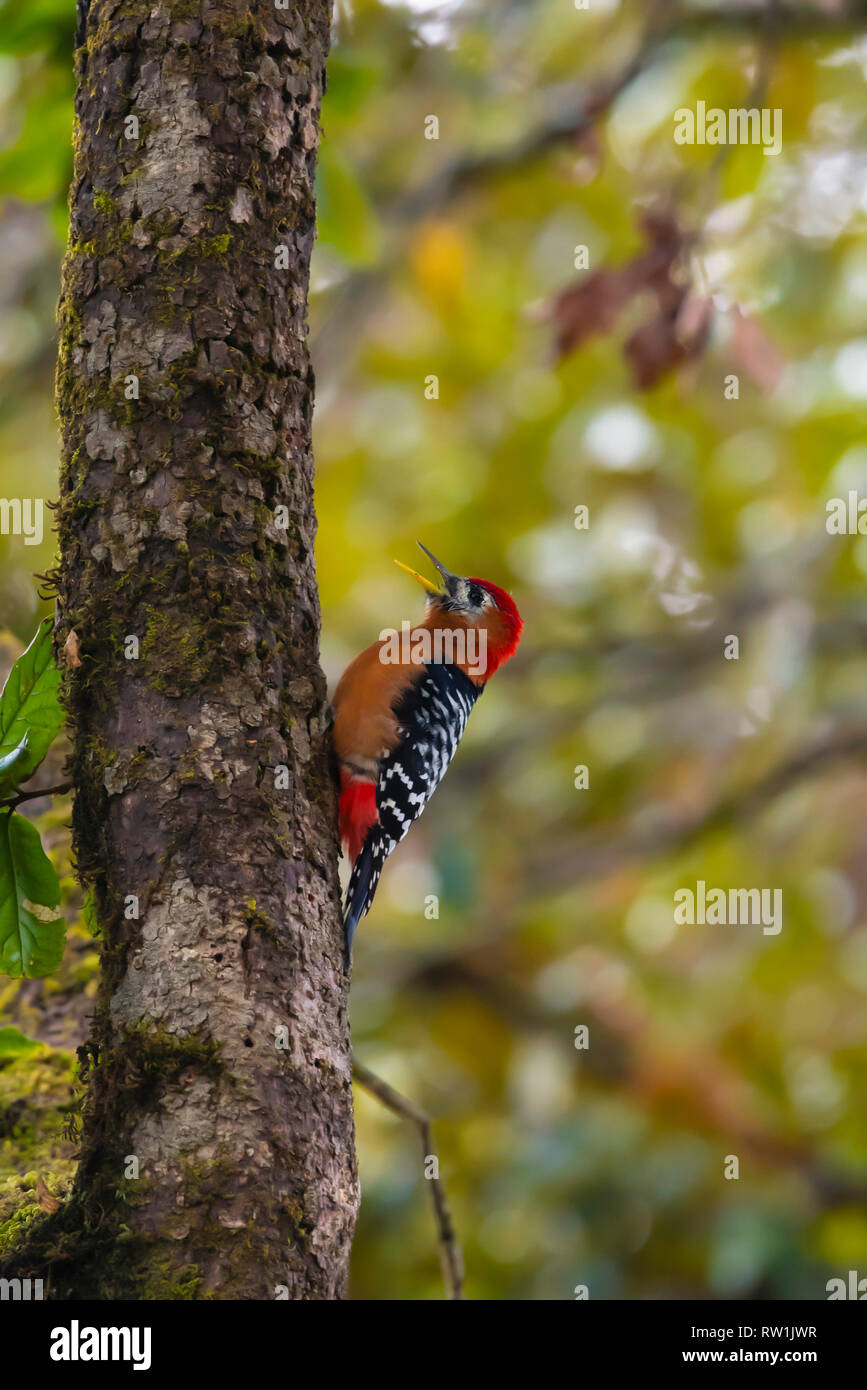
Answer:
[313, 32, 659, 363]
[404, 954, 867, 1213]
[527, 724, 867, 889]
[352, 1058, 464, 1300]
[356, 1, 862, 232]
[665, 1, 864, 41]
[0, 782, 70, 810]
[314, 0, 865, 364]
[390, 36, 659, 225]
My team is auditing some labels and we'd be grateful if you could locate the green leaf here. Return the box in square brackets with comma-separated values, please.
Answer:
[324, 52, 384, 119]
[0, 811, 65, 979]
[0, 67, 73, 203]
[0, 1025, 41, 1060]
[316, 147, 382, 267]
[0, 0, 76, 58]
[0, 618, 63, 791]
[0, 733, 29, 795]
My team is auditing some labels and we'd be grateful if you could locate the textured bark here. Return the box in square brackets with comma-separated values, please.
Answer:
[5, 0, 358, 1298]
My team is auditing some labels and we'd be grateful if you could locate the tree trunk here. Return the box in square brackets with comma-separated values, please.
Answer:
[6, 0, 357, 1299]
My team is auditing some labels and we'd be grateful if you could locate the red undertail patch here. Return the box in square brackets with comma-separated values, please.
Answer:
[339, 771, 378, 862]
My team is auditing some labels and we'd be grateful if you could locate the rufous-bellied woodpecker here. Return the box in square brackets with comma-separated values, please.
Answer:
[333, 543, 523, 956]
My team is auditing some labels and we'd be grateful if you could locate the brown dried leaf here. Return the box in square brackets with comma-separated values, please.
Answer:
[63, 629, 82, 669]
[675, 294, 715, 351]
[624, 316, 688, 390]
[548, 268, 631, 360]
[628, 210, 686, 311]
[624, 293, 714, 390]
[36, 1175, 61, 1213]
[729, 306, 785, 394]
[546, 208, 690, 367]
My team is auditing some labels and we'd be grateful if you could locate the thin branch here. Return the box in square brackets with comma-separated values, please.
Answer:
[0, 782, 70, 810]
[390, 36, 658, 225]
[313, 20, 665, 363]
[364, 1, 863, 230]
[528, 724, 867, 889]
[352, 1058, 464, 1300]
[314, 0, 865, 362]
[404, 954, 867, 1213]
[666, 0, 866, 41]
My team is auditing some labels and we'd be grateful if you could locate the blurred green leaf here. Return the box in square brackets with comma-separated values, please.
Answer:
[0, 809, 64, 978]
[0, 0, 76, 57]
[0, 1023, 40, 1058]
[316, 146, 382, 267]
[0, 83, 73, 202]
[0, 617, 63, 789]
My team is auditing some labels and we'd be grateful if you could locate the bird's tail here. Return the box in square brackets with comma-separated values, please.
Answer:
[343, 828, 385, 960]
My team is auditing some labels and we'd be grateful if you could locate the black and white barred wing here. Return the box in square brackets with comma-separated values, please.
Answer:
[343, 662, 480, 949]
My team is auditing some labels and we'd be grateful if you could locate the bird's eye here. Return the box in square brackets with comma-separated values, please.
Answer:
[467, 584, 484, 608]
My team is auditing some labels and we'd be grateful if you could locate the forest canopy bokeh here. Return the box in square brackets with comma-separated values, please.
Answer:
[1, 0, 867, 1299]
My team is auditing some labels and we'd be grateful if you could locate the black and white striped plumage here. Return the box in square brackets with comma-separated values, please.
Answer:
[343, 662, 480, 949]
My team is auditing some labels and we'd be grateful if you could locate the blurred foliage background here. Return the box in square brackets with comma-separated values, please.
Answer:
[1, 0, 867, 1298]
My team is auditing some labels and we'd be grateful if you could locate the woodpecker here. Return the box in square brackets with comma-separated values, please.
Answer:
[333, 543, 523, 956]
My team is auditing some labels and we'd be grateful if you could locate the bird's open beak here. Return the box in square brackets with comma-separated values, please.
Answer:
[394, 541, 456, 596]
[394, 560, 440, 594]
